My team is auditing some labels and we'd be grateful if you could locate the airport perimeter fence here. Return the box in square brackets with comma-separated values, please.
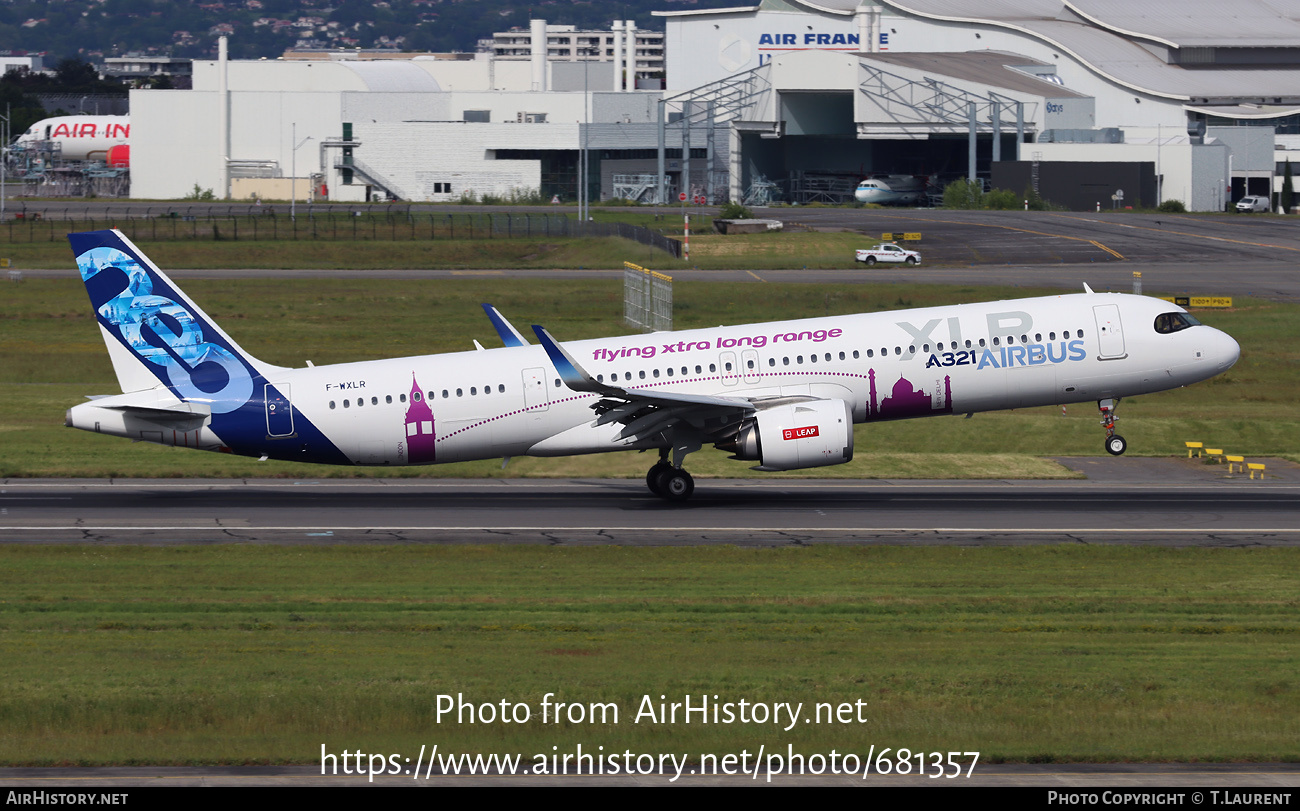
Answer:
[0, 206, 683, 257]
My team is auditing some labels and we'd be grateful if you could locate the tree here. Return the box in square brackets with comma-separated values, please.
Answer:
[54, 58, 101, 89]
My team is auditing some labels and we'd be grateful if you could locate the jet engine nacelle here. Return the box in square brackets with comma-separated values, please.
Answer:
[725, 399, 854, 471]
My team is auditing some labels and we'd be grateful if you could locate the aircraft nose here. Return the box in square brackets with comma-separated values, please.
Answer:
[1212, 328, 1240, 371]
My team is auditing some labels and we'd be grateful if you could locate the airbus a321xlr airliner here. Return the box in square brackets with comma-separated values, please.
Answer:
[65, 229, 1240, 501]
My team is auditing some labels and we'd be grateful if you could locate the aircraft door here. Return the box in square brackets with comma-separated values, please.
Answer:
[265, 383, 294, 436]
[741, 349, 761, 384]
[522, 367, 550, 411]
[719, 351, 739, 386]
[1093, 304, 1126, 359]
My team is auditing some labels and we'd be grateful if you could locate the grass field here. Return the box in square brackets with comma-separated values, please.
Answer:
[2, 276, 1295, 478]
[1, 545, 1297, 765]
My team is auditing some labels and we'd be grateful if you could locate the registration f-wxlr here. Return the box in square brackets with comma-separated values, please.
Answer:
[66, 229, 1240, 501]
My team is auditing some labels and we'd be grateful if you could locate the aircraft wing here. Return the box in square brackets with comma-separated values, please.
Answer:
[532, 325, 755, 443]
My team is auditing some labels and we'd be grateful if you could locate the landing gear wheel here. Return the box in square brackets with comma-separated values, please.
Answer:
[646, 461, 672, 496]
[656, 467, 695, 502]
[865, 256, 877, 266]
[1105, 435, 1127, 456]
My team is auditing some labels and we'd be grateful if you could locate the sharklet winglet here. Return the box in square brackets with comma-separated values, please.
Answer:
[532, 325, 614, 394]
[482, 304, 529, 347]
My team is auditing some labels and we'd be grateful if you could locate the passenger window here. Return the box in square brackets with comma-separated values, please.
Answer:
[356, 398, 363, 408]
[385, 395, 392, 404]
[470, 387, 477, 395]
[639, 371, 646, 379]
[498, 384, 505, 393]
[442, 390, 449, 399]
[993, 337, 1000, 346]
[839, 352, 845, 360]
[457, 388, 463, 397]
[695, 365, 702, 374]
[852, 350, 859, 359]
[768, 358, 775, 367]
[867, 349, 874, 358]
[709, 364, 716, 373]
[329, 401, 336, 409]
[413, 392, 421, 402]
[400, 394, 407, 403]
[344, 399, 350, 408]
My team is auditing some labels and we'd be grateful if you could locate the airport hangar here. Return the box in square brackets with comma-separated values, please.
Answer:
[128, 0, 1300, 212]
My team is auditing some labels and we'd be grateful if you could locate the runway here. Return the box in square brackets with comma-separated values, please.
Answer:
[3, 465, 1297, 546]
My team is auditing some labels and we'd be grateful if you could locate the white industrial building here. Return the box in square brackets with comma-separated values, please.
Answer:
[487, 22, 665, 78]
[128, 1, 1300, 211]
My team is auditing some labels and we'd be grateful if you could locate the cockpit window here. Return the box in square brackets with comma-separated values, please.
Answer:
[1154, 312, 1199, 334]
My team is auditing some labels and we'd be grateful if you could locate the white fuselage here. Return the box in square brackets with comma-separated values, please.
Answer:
[71, 292, 1238, 466]
[854, 176, 926, 206]
[14, 115, 129, 162]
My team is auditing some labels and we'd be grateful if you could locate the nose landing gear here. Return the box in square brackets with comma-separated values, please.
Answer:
[1099, 398, 1126, 456]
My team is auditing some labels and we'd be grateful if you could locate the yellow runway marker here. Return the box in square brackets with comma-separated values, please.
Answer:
[1090, 240, 1125, 260]
[450, 270, 505, 275]
[746, 270, 767, 282]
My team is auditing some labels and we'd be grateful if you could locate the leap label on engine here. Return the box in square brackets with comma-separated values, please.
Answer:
[783, 425, 820, 441]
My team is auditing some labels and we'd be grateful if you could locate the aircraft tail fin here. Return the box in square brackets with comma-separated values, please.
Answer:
[68, 229, 279, 403]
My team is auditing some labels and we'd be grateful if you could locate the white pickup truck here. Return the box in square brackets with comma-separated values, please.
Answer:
[854, 242, 921, 266]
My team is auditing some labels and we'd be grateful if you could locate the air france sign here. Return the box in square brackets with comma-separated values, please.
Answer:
[758, 33, 875, 48]
[754, 30, 889, 65]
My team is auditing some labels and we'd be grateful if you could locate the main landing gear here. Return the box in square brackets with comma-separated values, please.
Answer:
[646, 448, 695, 502]
[1098, 398, 1127, 456]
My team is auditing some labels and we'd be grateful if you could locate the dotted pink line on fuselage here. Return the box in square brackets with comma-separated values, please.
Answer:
[432, 370, 874, 445]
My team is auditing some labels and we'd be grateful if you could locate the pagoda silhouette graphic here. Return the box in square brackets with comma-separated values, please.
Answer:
[866, 369, 953, 421]
[403, 374, 436, 463]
